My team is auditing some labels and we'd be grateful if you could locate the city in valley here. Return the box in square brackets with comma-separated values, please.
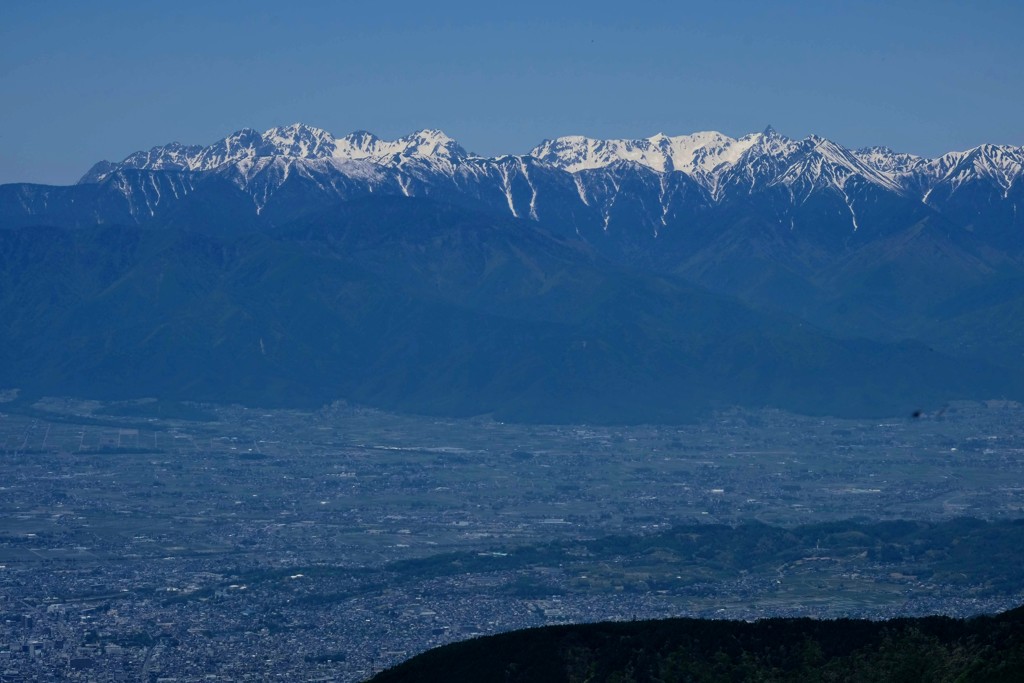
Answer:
[1, 395, 1023, 681]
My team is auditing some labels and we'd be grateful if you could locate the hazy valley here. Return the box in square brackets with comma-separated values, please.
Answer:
[2, 123, 1024, 681]
[1, 397, 1023, 679]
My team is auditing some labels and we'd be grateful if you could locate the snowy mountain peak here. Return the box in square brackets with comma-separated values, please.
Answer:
[744, 126, 793, 155]
[80, 141, 206, 183]
[344, 130, 379, 144]
[530, 131, 755, 178]
[396, 129, 468, 161]
[531, 135, 668, 173]
[333, 130, 387, 160]
[262, 123, 337, 158]
[852, 146, 926, 177]
[921, 143, 1024, 195]
[961, 144, 1024, 184]
[221, 128, 263, 149]
[711, 128, 912, 201]
[329, 128, 467, 166]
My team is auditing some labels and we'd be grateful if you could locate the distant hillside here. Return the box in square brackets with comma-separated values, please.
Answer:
[3, 200, 1013, 423]
[4, 122, 1024, 420]
[370, 604, 1024, 683]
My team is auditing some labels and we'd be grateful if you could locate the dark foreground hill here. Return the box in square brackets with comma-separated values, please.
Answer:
[370, 604, 1024, 683]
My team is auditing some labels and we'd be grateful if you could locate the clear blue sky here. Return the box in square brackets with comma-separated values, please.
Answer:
[2, 0, 1022, 185]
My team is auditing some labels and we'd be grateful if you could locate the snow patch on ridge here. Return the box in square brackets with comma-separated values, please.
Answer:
[530, 131, 760, 184]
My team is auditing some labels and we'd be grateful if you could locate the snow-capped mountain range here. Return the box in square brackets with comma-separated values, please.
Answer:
[59, 123, 1022, 236]
[78, 122, 1024, 202]
[2, 122, 1022, 250]
[3, 123, 1024, 420]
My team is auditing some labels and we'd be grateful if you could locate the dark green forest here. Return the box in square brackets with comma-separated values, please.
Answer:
[370, 604, 1024, 683]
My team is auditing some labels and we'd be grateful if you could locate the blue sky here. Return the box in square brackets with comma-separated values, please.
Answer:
[2, 0, 1022, 185]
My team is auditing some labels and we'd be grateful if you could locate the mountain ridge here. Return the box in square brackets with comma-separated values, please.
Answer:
[2, 198, 1015, 422]
[2, 124, 1023, 421]
[369, 604, 1024, 683]
[78, 123, 1024, 188]
[2, 123, 1013, 257]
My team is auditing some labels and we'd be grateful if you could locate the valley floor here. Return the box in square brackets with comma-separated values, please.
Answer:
[0, 397, 1022, 680]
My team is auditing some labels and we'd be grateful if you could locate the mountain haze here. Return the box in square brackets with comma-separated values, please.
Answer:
[1, 124, 1022, 421]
